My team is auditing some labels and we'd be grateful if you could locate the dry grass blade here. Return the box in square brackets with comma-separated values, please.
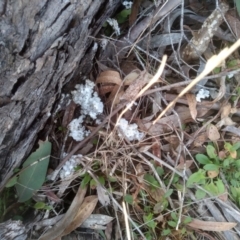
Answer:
[117, 55, 167, 123]
[154, 39, 240, 123]
[187, 218, 237, 232]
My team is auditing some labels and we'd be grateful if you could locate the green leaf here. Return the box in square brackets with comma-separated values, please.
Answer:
[6, 176, 18, 187]
[232, 142, 240, 151]
[81, 173, 91, 188]
[216, 179, 225, 193]
[162, 228, 171, 236]
[187, 169, 206, 187]
[143, 213, 157, 230]
[183, 216, 192, 224]
[213, 67, 221, 74]
[204, 182, 218, 195]
[203, 164, 219, 171]
[15, 140, 52, 202]
[90, 179, 97, 189]
[206, 145, 217, 159]
[168, 220, 177, 228]
[170, 212, 178, 221]
[224, 142, 232, 152]
[196, 154, 211, 165]
[34, 202, 46, 209]
[144, 174, 160, 189]
[98, 176, 105, 185]
[164, 189, 173, 198]
[124, 194, 133, 205]
[156, 166, 164, 176]
[116, 9, 131, 24]
[195, 188, 206, 199]
[227, 59, 240, 69]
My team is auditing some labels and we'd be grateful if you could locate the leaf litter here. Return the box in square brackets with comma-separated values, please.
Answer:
[7, 1, 240, 240]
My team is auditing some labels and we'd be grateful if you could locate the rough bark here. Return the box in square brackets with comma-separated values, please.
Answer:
[0, 220, 27, 240]
[0, 0, 121, 239]
[0, 0, 121, 193]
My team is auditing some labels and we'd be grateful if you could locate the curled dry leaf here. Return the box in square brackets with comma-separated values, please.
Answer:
[144, 107, 192, 136]
[97, 184, 110, 207]
[62, 101, 76, 127]
[152, 138, 161, 159]
[96, 70, 123, 106]
[187, 218, 237, 232]
[143, 184, 165, 202]
[81, 214, 114, 230]
[136, 163, 145, 184]
[207, 170, 219, 178]
[221, 102, 232, 119]
[207, 124, 220, 141]
[62, 195, 98, 236]
[39, 186, 87, 240]
[193, 131, 208, 147]
[186, 93, 197, 120]
[121, 70, 154, 102]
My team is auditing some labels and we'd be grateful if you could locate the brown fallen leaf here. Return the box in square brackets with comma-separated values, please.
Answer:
[39, 187, 87, 240]
[207, 170, 219, 178]
[144, 107, 192, 136]
[62, 101, 76, 127]
[187, 218, 237, 231]
[193, 131, 208, 147]
[62, 195, 98, 236]
[143, 184, 165, 203]
[186, 93, 197, 120]
[207, 124, 220, 141]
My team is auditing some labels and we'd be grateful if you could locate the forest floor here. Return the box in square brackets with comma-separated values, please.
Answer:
[2, 1, 240, 239]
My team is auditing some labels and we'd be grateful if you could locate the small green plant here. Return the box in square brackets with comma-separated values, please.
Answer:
[188, 142, 240, 204]
[5, 140, 52, 202]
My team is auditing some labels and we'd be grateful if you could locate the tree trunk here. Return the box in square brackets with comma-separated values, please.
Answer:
[0, 0, 120, 191]
[0, 0, 120, 238]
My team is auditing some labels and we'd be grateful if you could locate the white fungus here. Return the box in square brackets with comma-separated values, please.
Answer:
[196, 88, 210, 102]
[68, 116, 90, 141]
[122, 1, 133, 9]
[117, 118, 145, 141]
[60, 154, 82, 179]
[106, 18, 121, 36]
[71, 80, 103, 119]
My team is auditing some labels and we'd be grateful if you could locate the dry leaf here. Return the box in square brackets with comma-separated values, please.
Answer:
[207, 170, 219, 178]
[225, 12, 240, 39]
[143, 184, 165, 202]
[176, 160, 194, 170]
[96, 70, 123, 106]
[62, 195, 98, 236]
[152, 138, 161, 159]
[221, 103, 232, 119]
[39, 187, 87, 240]
[96, 70, 122, 85]
[207, 124, 220, 141]
[193, 131, 208, 147]
[186, 93, 197, 120]
[62, 101, 76, 127]
[216, 117, 236, 128]
[136, 163, 145, 184]
[144, 107, 192, 136]
[187, 218, 237, 231]
[97, 184, 110, 207]
[81, 214, 114, 230]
